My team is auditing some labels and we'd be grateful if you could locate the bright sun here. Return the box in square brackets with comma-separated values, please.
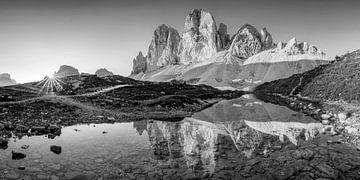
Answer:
[36, 72, 64, 94]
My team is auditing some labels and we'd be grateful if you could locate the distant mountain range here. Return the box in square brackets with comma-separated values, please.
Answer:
[129, 9, 331, 90]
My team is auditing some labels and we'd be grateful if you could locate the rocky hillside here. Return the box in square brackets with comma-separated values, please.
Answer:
[129, 9, 331, 90]
[0, 73, 16, 87]
[255, 49, 360, 103]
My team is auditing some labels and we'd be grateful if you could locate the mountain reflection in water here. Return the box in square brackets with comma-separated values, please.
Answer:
[134, 95, 323, 175]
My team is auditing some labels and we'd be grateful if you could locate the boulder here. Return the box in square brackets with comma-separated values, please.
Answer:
[12, 151, 26, 160]
[178, 9, 218, 64]
[30, 126, 47, 134]
[316, 164, 339, 179]
[50, 145, 62, 154]
[146, 24, 180, 72]
[0, 137, 8, 148]
[15, 124, 30, 133]
[95, 68, 113, 77]
[132, 51, 147, 74]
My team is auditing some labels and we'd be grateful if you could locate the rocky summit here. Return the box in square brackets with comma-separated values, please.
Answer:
[178, 9, 219, 64]
[146, 24, 180, 72]
[132, 51, 147, 74]
[243, 37, 330, 65]
[55, 65, 80, 78]
[95, 68, 113, 77]
[227, 24, 274, 59]
[0, 73, 16, 87]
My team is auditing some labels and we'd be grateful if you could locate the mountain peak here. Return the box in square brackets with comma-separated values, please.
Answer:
[132, 51, 147, 74]
[178, 8, 218, 64]
[146, 24, 180, 72]
[95, 68, 114, 77]
[228, 24, 273, 59]
[0, 73, 17, 87]
[56, 65, 80, 78]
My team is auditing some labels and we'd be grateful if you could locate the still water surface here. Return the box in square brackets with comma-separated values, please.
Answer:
[0, 96, 330, 179]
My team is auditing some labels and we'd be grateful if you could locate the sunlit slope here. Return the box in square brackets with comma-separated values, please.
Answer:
[131, 59, 328, 90]
[255, 50, 360, 103]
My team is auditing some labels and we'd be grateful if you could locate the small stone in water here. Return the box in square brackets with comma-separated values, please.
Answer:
[11, 151, 26, 160]
[18, 166, 26, 170]
[21, 145, 30, 149]
[50, 145, 62, 154]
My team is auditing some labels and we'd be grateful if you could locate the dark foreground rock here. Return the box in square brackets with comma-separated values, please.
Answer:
[11, 151, 26, 160]
[50, 145, 62, 154]
[0, 137, 8, 149]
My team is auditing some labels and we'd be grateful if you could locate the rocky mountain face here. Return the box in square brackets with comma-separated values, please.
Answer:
[178, 9, 219, 64]
[0, 73, 16, 87]
[216, 23, 231, 51]
[146, 24, 180, 72]
[130, 9, 330, 90]
[95, 68, 113, 77]
[55, 65, 80, 77]
[228, 24, 274, 59]
[132, 52, 147, 74]
[243, 38, 329, 65]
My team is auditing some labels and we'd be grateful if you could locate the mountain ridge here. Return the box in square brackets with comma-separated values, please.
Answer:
[129, 9, 331, 90]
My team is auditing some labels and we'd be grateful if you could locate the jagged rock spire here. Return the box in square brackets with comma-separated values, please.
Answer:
[178, 9, 218, 64]
[132, 51, 147, 74]
[146, 24, 180, 72]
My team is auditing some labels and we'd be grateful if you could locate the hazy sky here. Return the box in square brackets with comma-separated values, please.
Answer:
[0, 0, 359, 83]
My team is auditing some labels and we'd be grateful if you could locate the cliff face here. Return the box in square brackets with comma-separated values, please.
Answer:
[216, 23, 231, 51]
[132, 51, 147, 74]
[146, 24, 180, 72]
[228, 24, 274, 59]
[177, 9, 219, 64]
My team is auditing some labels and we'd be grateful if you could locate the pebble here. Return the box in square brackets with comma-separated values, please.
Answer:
[321, 114, 331, 120]
[316, 164, 338, 179]
[51, 175, 59, 180]
[5, 172, 19, 179]
[95, 158, 104, 163]
[21, 145, 30, 149]
[322, 120, 330, 125]
[50, 145, 62, 154]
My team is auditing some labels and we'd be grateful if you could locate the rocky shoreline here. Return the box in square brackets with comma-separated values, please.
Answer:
[255, 93, 360, 151]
